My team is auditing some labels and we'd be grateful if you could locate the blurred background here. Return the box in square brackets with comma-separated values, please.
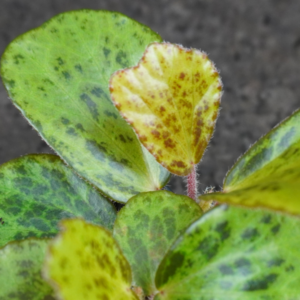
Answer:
[1, 0, 300, 194]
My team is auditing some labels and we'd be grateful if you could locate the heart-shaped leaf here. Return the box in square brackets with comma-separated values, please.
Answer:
[0, 10, 170, 203]
[0, 238, 54, 300]
[0, 154, 116, 248]
[155, 205, 300, 300]
[110, 42, 222, 176]
[199, 109, 300, 215]
[44, 219, 138, 300]
[113, 190, 202, 296]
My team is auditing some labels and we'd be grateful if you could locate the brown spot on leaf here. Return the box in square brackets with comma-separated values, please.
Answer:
[179, 72, 186, 80]
[138, 135, 148, 142]
[160, 106, 166, 112]
[211, 71, 219, 78]
[180, 99, 192, 109]
[151, 130, 161, 138]
[170, 160, 187, 168]
[164, 138, 176, 148]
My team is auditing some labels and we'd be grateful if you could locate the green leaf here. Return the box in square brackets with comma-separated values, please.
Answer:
[110, 42, 222, 176]
[0, 238, 54, 300]
[225, 108, 300, 189]
[113, 190, 202, 296]
[155, 205, 300, 300]
[199, 109, 300, 215]
[0, 154, 116, 248]
[44, 219, 138, 300]
[0, 10, 170, 203]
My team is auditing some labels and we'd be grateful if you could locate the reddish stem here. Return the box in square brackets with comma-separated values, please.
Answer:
[187, 165, 197, 201]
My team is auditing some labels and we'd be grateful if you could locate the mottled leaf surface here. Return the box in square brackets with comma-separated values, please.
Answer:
[0, 10, 169, 203]
[199, 109, 300, 215]
[113, 191, 202, 295]
[110, 43, 222, 176]
[155, 205, 300, 300]
[44, 219, 138, 300]
[0, 154, 116, 248]
[0, 238, 54, 300]
[225, 108, 300, 189]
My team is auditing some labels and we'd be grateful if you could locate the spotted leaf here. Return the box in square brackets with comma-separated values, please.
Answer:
[113, 190, 202, 296]
[110, 42, 222, 176]
[0, 154, 116, 248]
[199, 108, 300, 215]
[0, 238, 54, 300]
[0, 10, 170, 203]
[44, 219, 138, 300]
[155, 205, 300, 300]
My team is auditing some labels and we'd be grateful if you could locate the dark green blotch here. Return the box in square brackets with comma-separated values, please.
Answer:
[178, 204, 190, 214]
[234, 258, 252, 276]
[6, 206, 22, 214]
[16, 165, 27, 175]
[215, 221, 231, 241]
[43, 78, 54, 86]
[278, 127, 296, 150]
[91, 87, 105, 98]
[75, 64, 83, 73]
[120, 158, 129, 166]
[243, 147, 273, 177]
[243, 273, 278, 291]
[61, 117, 70, 125]
[17, 270, 29, 278]
[261, 214, 272, 224]
[66, 128, 78, 137]
[14, 177, 33, 187]
[119, 134, 126, 143]
[13, 232, 24, 240]
[80, 93, 99, 121]
[271, 224, 281, 234]
[104, 110, 117, 119]
[285, 265, 295, 272]
[13, 54, 24, 64]
[268, 257, 285, 267]
[126, 135, 134, 142]
[7, 79, 15, 88]
[76, 123, 85, 132]
[86, 140, 106, 162]
[219, 264, 234, 275]
[197, 236, 219, 260]
[18, 259, 34, 268]
[57, 57, 64, 65]
[159, 252, 185, 285]
[30, 218, 51, 232]
[116, 50, 129, 68]
[103, 47, 111, 58]
[241, 227, 259, 240]
[62, 71, 71, 80]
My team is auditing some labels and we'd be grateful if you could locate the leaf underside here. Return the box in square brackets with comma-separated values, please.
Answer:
[0, 10, 169, 203]
[0, 238, 54, 300]
[44, 219, 138, 300]
[113, 190, 202, 295]
[155, 205, 300, 300]
[0, 154, 116, 248]
[199, 108, 300, 215]
[110, 42, 222, 176]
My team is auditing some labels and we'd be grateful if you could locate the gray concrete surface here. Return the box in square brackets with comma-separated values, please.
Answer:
[1, 0, 300, 195]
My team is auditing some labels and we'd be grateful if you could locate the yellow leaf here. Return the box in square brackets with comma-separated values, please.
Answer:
[110, 42, 222, 176]
[44, 219, 138, 300]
